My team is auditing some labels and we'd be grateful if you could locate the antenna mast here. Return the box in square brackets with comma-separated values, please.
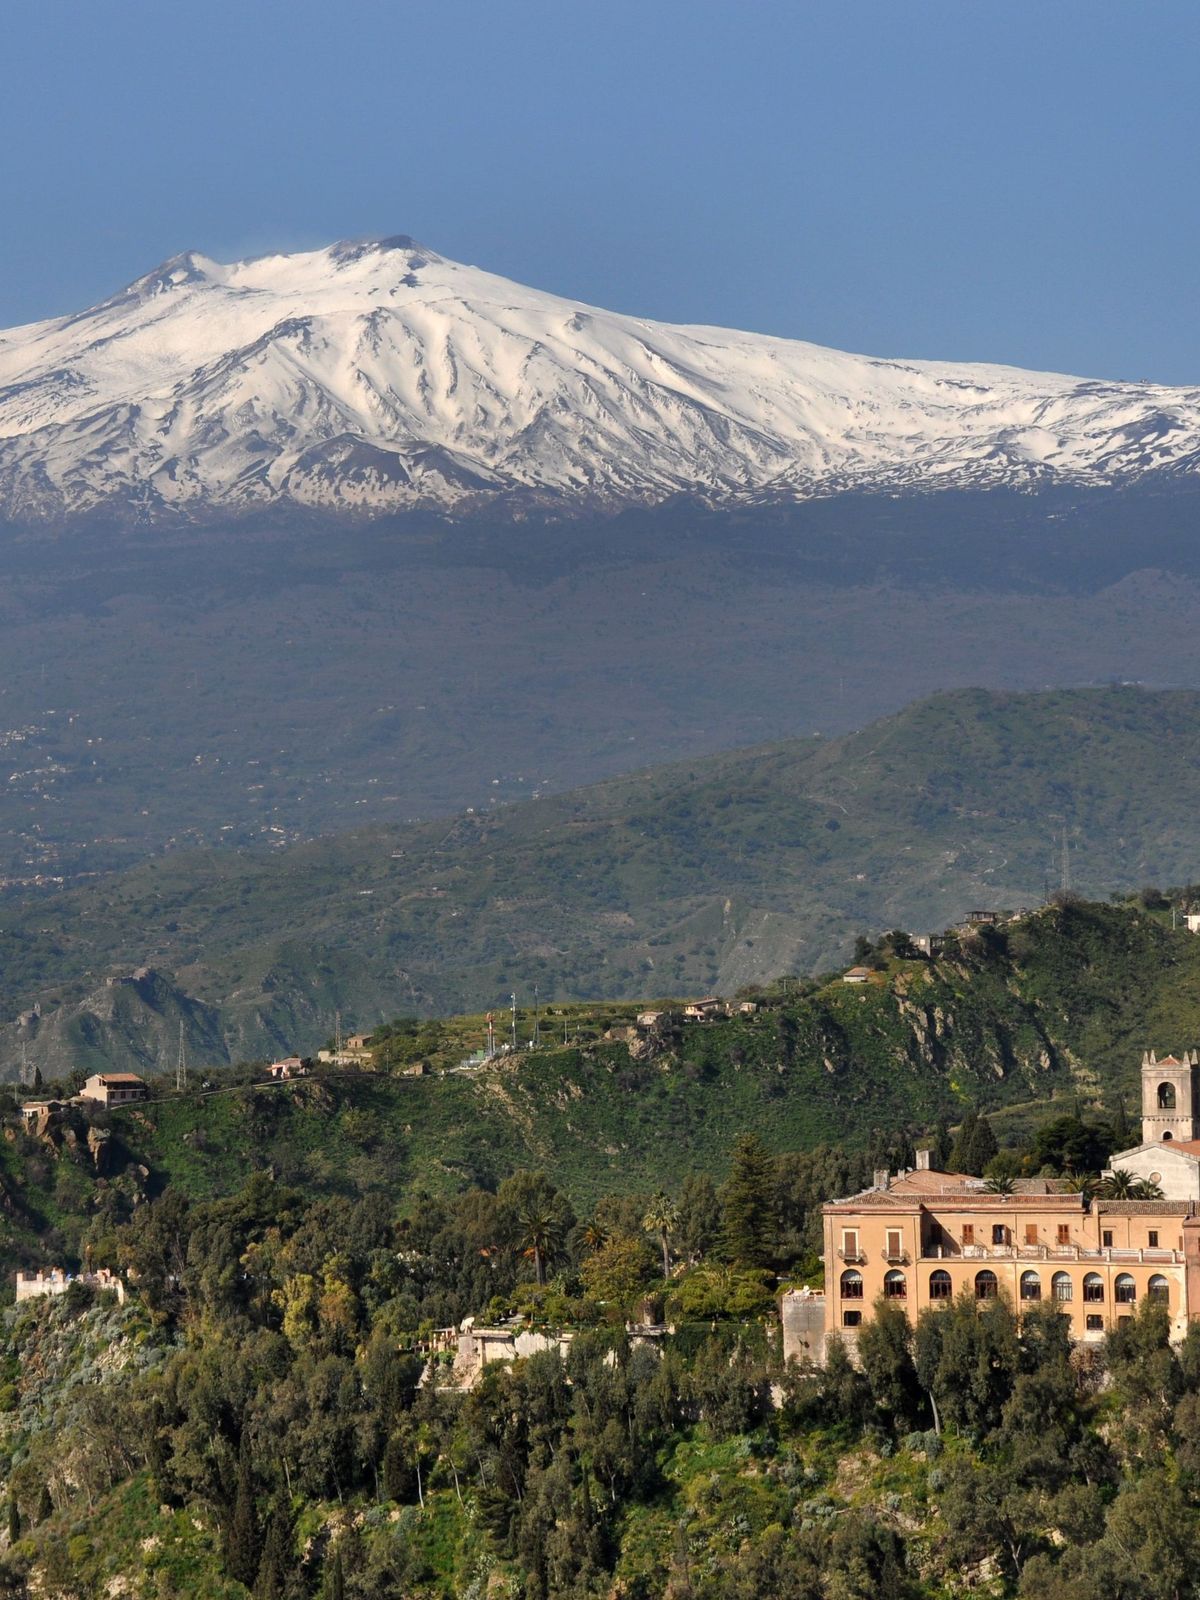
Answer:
[1060, 824, 1070, 896]
[510, 992, 518, 1052]
[175, 1021, 188, 1093]
[533, 984, 540, 1049]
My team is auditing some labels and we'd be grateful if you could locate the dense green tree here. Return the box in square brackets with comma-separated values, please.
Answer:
[676, 1171, 721, 1263]
[718, 1134, 777, 1266]
[856, 1298, 925, 1433]
[498, 1170, 574, 1286]
[225, 1432, 261, 1589]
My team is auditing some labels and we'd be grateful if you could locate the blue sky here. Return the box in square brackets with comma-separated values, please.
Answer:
[1, 0, 1197, 380]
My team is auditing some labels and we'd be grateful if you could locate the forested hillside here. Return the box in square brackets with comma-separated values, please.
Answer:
[8, 687, 1200, 1078]
[0, 902, 1197, 1598]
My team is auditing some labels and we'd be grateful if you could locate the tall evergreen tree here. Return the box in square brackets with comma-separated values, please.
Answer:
[931, 1118, 954, 1170]
[967, 1115, 999, 1176]
[254, 1495, 291, 1600]
[719, 1134, 777, 1266]
[226, 1432, 261, 1589]
[323, 1548, 345, 1600]
[7, 1498, 19, 1545]
[948, 1109, 979, 1174]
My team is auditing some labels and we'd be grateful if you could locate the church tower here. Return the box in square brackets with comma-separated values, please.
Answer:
[1141, 1050, 1200, 1143]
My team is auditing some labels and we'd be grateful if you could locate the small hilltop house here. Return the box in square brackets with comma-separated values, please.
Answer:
[78, 1073, 147, 1109]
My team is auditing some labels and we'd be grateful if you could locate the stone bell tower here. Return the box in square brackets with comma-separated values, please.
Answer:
[1141, 1050, 1200, 1143]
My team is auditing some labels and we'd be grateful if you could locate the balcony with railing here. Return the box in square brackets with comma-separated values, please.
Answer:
[923, 1242, 1183, 1265]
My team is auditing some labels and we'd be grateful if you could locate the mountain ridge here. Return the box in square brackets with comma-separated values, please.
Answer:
[2, 235, 1199, 522]
[6, 685, 1200, 1079]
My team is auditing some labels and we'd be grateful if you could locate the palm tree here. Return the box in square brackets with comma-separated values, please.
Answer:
[518, 1204, 563, 1287]
[1061, 1173, 1098, 1202]
[1099, 1170, 1136, 1200]
[1131, 1179, 1164, 1200]
[642, 1192, 680, 1281]
[983, 1174, 1016, 1195]
[580, 1221, 608, 1255]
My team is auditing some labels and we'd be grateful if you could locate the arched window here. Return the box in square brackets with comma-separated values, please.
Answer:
[975, 1269, 998, 1300]
[840, 1270, 864, 1300]
[929, 1269, 952, 1301]
[1114, 1274, 1136, 1305]
[1148, 1274, 1170, 1305]
[1020, 1270, 1041, 1301]
[1158, 1082, 1177, 1109]
[883, 1269, 907, 1299]
[1052, 1272, 1073, 1302]
[1083, 1273, 1104, 1303]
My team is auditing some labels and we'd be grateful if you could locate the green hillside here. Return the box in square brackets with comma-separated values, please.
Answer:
[5, 898, 1200, 1266]
[7, 685, 1200, 1077]
[5, 899, 1200, 1599]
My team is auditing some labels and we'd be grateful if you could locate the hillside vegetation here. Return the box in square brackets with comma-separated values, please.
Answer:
[6, 687, 1200, 1076]
[3, 898, 1198, 1266]
[2, 939, 1199, 1597]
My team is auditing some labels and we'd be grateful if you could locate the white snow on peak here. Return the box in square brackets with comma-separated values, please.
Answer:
[0, 235, 1197, 521]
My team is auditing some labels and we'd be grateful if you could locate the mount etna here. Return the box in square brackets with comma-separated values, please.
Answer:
[2, 238, 1200, 931]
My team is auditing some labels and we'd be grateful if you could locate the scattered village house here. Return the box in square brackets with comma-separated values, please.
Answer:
[20, 1099, 64, 1124]
[267, 1056, 307, 1080]
[842, 966, 871, 984]
[787, 1048, 1200, 1366]
[78, 1072, 147, 1108]
[682, 997, 725, 1020]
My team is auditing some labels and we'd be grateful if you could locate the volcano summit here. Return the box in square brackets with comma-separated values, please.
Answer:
[1, 235, 1198, 523]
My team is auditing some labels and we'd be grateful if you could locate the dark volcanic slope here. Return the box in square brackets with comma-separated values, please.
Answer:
[5, 684, 1200, 1077]
[5, 487, 1200, 888]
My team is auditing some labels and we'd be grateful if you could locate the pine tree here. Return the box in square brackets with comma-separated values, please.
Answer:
[226, 1432, 261, 1589]
[718, 1134, 777, 1266]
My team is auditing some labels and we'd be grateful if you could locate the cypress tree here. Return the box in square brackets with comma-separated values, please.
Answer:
[226, 1433, 261, 1589]
[254, 1495, 290, 1600]
[967, 1115, 999, 1176]
[949, 1109, 979, 1175]
[325, 1548, 345, 1600]
[718, 1134, 777, 1266]
[35, 1485, 52, 1525]
[931, 1118, 953, 1170]
[7, 1498, 19, 1545]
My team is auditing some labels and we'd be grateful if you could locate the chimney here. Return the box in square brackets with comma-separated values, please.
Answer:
[873, 1168, 890, 1191]
[915, 1148, 931, 1171]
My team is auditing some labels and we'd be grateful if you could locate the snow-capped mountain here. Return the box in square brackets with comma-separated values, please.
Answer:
[1, 234, 1198, 522]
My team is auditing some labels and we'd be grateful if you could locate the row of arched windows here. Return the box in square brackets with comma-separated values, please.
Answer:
[840, 1268, 1171, 1305]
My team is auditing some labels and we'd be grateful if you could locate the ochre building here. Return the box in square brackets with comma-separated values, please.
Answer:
[803, 1050, 1200, 1362]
